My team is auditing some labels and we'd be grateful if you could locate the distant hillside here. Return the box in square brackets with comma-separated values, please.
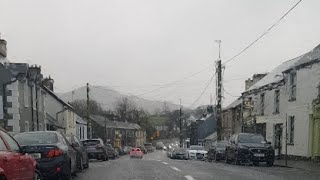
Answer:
[59, 86, 179, 114]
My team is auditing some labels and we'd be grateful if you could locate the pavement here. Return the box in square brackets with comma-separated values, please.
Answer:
[274, 159, 320, 172]
[74, 150, 320, 180]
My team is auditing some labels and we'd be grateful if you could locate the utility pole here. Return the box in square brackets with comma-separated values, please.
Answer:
[179, 99, 183, 147]
[87, 83, 92, 139]
[216, 40, 222, 141]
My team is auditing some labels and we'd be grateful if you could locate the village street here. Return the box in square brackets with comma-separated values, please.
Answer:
[76, 150, 320, 180]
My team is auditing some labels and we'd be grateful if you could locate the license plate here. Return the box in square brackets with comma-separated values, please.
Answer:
[30, 153, 41, 159]
[254, 153, 265, 157]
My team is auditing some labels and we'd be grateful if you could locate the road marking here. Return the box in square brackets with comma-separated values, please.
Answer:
[185, 175, 195, 180]
[170, 166, 181, 172]
[162, 162, 168, 165]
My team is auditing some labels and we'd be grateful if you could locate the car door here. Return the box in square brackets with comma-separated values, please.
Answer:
[60, 134, 77, 174]
[0, 133, 15, 180]
[74, 137, 88, 163]
[0, 130, 34, 180]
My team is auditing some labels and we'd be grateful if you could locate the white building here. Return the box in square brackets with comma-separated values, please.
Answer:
[242, 44, 320, 158]
[75, 114, 87, 140]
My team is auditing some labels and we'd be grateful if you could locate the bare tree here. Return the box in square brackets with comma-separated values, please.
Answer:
[115, 97, 135, 122]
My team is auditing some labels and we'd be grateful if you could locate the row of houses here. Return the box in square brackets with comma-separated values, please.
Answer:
[0, 38, 88, 139]
[221, 44, 320, 160]
[0, 38, 146, 147]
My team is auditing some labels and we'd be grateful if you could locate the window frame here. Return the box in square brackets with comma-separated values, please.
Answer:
[289, 72, 297, 101]
[274, 90, 280, 114]
[288, 116, 295, 145]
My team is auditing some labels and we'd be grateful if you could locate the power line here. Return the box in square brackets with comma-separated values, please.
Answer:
[136, 65, 213, 97]
[187, 72, 216, 109]
[222, 87, 240, 98]
[223, 0, 302, 65]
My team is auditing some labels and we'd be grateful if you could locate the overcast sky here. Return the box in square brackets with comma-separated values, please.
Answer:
[1, 0, 319, 108]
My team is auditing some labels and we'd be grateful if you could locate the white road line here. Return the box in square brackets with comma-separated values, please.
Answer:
[162, 162, 168, 165]
[170, 166, 181, 172]
[185, 175, 195, 180]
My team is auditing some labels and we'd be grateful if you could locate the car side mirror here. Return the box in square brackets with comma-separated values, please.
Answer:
[20, 146, 27, 154]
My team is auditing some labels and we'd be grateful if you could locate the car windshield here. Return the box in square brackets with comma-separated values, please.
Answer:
[189, 146, 205, 150]
[14, 132, 58, 145]
[238, 134, 266, 144]
[3, 1, 316, 178]
[82, 140, 101, 146]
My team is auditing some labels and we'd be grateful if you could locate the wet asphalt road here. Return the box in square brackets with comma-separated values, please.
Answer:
[75, 150, 320, 180]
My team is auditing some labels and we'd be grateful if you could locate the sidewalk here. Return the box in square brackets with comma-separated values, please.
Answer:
[274, 159, 320, 172]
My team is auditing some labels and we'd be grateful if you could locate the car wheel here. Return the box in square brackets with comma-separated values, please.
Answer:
[225, 153, 231, 164]
[78, 157, 84, 172]
[60, 162, 72, 180]
[266, 161, 273, 167]
[103, 154, 108, 161]
[34, 169, 42, 180]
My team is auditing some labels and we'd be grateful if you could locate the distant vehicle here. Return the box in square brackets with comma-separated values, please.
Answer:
[144, 143, 154, 152]
[105, 144, 119, 159]
[225, 133, 275, 166]
[170, 148, 188, 160]
[188, 145, 207, 160]
[129, 148, 143, 159]
[82, 139, 108, 161]
[66, 135, 89, 171]
[208, 141, 228, 162]
[156, 142, 164, 149]
[14, 131, 77, 180]
[114, 146, 125, 155]
[0, 128, 41, 180]
[138, 146, 147, 154]
[123, 146, 132, 154]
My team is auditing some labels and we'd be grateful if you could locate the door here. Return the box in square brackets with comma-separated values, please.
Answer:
[0, 130, 34, 180]
[274, 124, 283, 158]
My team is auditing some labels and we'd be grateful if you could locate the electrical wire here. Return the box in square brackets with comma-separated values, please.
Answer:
[187, 72, 216, 109]
[223, 0, 302, 65]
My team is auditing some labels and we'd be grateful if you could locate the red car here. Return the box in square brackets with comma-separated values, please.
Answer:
[129, 148, 143, 159]
[0, 129, 41, 180]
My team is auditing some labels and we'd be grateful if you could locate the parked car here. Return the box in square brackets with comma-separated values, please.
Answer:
[138, 146, 147, 154]
[225, 133, 275, 166]
[208, 141, 228, 162]
[155, 142, 164, 149]
[66, 135, 89, 171]
[144, 143, 154, 152]
[114, 146, 125, 155]
[129, 148, 143, 159]
[105, 144, 119, 159]
[82, 139, 108, 161]
[187, 145, 207, 160]
[123, 146, 132, 154]
[170, 148, 188, 160]
[0, 128, 41, 180]
[14, 131, 77, 180]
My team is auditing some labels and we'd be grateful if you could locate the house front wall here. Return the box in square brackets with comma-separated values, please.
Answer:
[284, 63, 320, 157]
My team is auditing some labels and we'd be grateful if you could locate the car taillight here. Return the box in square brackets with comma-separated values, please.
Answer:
[47, 149, 64, 158]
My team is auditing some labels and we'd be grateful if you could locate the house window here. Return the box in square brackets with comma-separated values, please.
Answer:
[24, 82, 29, 107]
[289, 72, 297, 101]
[288, 116, 295, 144]
[260, 93, 265, 115]
[274, 90, 280, 114]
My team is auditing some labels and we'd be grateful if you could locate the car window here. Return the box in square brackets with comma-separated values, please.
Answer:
[14, 132, 58, 146]
[73, 136, 81, 146]
[0, 131, 20, 152]
[0, 136, 8, 151]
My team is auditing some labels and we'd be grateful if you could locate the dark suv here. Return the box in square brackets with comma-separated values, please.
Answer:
[225, 133, 275, 166]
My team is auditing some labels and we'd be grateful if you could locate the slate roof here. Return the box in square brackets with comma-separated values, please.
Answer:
[42, 86, 74, 110]
[284, 44, 320, 73]
[224, 98, 242, 110]
[90, 115, 141, 130]
[245, 57, 301, 92]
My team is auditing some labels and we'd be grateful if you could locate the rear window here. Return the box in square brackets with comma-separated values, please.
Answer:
[14, 132, 58, 146]
[82, 140, 101, 146]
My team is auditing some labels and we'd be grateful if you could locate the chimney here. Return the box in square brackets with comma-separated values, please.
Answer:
[0, 39, 7, 57]
[245, 73, 267, 90]
[42, 76, 54, 91]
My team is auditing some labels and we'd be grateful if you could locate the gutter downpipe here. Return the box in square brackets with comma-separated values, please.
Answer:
[56, 107, 67, 132]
